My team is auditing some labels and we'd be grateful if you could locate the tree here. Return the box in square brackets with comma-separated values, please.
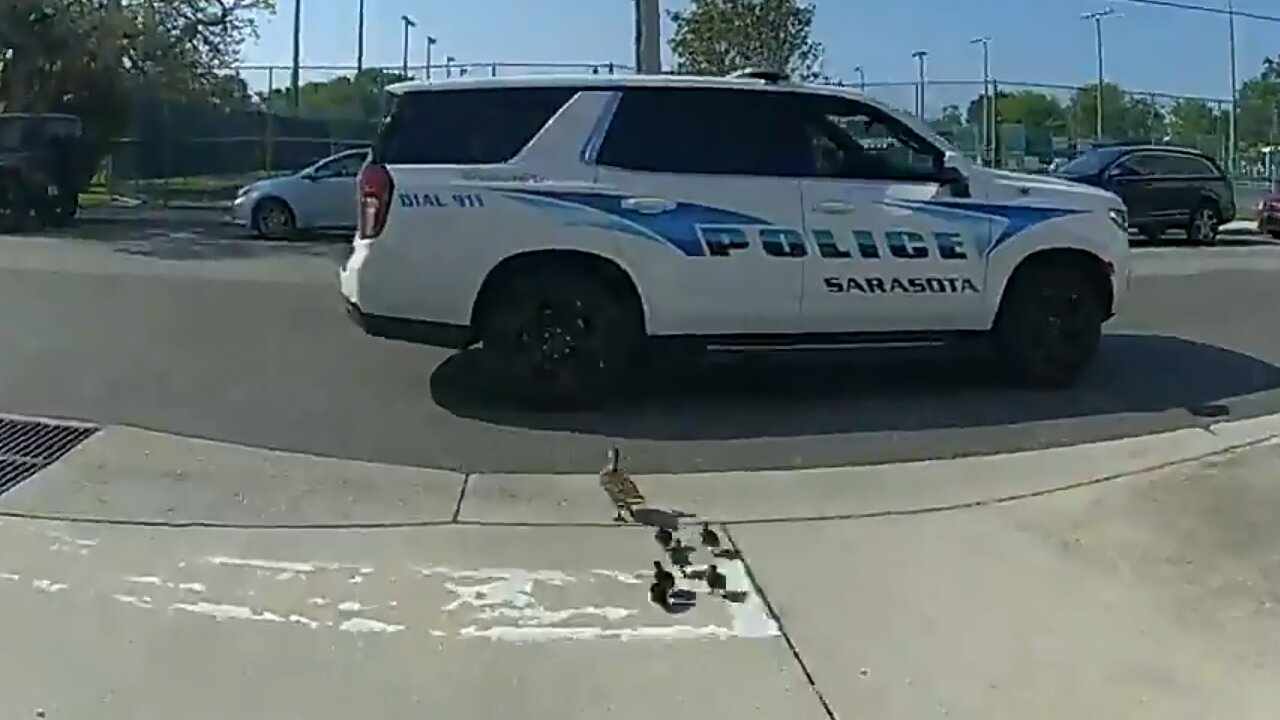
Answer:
[0, 0, 273, 167]
[261, 69, 411, 120]
[668, 0, 825, 80]
[1065, 82, 1172, 142]
[1168, 98, 1222, 144]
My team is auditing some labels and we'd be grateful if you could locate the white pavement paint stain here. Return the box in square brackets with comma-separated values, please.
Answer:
[338, 617, 405, 634]
[337, 600, 374, 613]
[47, 531, 98, 555]
[0, 573, 19, 581]
[205, 556, 373, 580]
[591, 569, 646, 585]
[123, 575, 206, 593]
[113, 594, 153, 609]
[428, 563, 778, 643]
[31, 579, 68, 593]
[170, 601, 288, 624]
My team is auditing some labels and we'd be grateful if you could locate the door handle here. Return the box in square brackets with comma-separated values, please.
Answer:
[812, 200, 856, 215]
[621, 197, 677, 214]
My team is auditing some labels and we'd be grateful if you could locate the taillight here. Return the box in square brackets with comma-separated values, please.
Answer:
[358, 163, 394, 239]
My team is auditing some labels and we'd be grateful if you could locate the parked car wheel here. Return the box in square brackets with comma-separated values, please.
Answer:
[1187, 202, 1220, 245]
[252, 198, 297, 240]
[0, 174, 30, 234]
[1139, 225, 1163, 244]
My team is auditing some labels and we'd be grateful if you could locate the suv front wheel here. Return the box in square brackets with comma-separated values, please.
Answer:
[993, 259, 1105, 389]
[477, 264, 642, 410]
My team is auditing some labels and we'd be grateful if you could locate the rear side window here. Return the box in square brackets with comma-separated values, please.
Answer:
[375, 87, 576, 165]
[597, 87, 810, 177]
[1159, 153, 1219, 177]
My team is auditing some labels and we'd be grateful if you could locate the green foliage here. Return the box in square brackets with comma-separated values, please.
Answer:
[0, 0, 272, 166]
[667, 0, 825, 80]
[261, 69, 412, 120]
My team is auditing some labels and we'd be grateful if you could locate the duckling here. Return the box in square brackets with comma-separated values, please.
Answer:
[654, 526, 674, 550]
[652, 560, 676, 592]
[699, 522, 721, 551]
[599, 447, 644, 522]
[705, 564, 728, 595]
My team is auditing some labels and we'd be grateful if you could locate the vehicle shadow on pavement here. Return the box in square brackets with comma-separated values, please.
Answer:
[431, 333, 1280, 441]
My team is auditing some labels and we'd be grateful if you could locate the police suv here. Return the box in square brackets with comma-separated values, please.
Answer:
[341, 70, 1131, 407]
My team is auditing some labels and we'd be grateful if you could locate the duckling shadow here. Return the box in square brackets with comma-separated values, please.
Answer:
[712, 548, 742, 561]
[669, 588, 697, 607]
[632, 507, 696, 530]
[723, 590, 749, 604]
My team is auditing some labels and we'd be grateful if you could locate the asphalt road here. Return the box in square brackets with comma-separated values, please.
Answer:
[3, 220, 1280, 473]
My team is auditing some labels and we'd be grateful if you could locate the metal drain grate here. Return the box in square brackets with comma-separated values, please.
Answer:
[0, 416, 99, 495]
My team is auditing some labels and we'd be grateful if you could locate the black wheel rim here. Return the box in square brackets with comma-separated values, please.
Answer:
[509, 297, 607, 393]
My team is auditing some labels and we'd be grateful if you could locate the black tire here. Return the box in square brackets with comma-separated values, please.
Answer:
[1187, 202, 1220, 245]
[37, 191, 77, 228]
[0, 174, 30, 234]
[477, 264, 642, 410]
[1139, 225, 1162, 244]
[1269, 230, 1280, 240]
[252, 197, 297, 240]
[993, 259, 1105, 389]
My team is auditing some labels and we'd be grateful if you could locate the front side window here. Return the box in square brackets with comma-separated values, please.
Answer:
[798, 95, 942, 181]
[596, 87, 810, 177]
[375, 87, 577, 165]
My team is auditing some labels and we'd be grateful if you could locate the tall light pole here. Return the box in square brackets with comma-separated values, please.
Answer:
[1227, 0, 1239, 174]
[425, 36, 438, 82]
[356, 0, 366, 74]
[853, 66, 866, 92]
[400, 15, 417, 78]
[1082, 8, 1118, 141]
[290, 0, 302, 111]
[911, 50, 928, 117]
[970, 37, 992, 165]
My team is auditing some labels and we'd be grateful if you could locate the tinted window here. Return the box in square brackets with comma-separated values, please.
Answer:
[597, 88, 811, 176]
[800, 95, 941, 180]
[1160, 153, 1218, 176]
[376, 87, 576, 165]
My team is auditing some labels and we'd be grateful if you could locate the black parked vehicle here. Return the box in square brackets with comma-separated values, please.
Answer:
[1053, 144, 1235, 245]
[0, 113, 95, 233]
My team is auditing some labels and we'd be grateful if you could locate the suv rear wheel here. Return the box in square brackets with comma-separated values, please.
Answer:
[0, 174, 29, 233]
[993, 259, 1105, 389]
[477, 264, 642, 410]
[1187, 202, 1220, 245]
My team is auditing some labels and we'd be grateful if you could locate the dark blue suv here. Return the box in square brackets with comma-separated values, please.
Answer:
[1053, 144, 1235, 245]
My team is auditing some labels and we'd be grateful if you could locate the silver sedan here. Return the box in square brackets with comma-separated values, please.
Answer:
[228, 149, 368, 240]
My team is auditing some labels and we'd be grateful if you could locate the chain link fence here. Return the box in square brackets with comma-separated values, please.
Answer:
[97, 62, 633, 205]
[97, 66, 1270, 211]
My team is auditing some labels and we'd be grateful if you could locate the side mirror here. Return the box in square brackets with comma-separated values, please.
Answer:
[1106, 164, 1135, 179]
[937, 159, 971, 199]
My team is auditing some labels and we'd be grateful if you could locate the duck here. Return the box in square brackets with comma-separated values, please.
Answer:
[599, 447, 644, 522]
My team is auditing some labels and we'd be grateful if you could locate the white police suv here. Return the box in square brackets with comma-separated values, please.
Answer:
[341, 70, 1131, 407]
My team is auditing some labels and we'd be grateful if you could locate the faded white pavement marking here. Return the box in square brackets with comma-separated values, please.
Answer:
[0, 546, 777, 643]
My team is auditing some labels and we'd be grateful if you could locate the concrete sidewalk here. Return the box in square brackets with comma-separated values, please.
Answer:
[2, 420, 1280, 718]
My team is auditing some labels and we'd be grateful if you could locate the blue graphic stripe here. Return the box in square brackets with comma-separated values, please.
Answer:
[499, 189, 772, 256]
[889, 199, 1087, 256]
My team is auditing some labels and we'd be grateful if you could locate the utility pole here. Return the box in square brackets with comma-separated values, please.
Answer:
[1227, 0, 1239, 174]
[1082, 8, 1118, 141]
[634, 0, 662, 73]
[425, 36, 438, 82]
[356, 0, 366, 74]
[853, 66, 866, 92]
[970, 37, 992, 165]
[290, 0, 302, 111]
[400, 15, 417, 78]
[911, 50, 928, 117]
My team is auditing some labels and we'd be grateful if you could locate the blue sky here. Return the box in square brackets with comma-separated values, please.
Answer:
[241, 0, 1279, 105]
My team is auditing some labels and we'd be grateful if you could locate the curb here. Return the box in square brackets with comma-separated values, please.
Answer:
[3, 411, 1279, 530]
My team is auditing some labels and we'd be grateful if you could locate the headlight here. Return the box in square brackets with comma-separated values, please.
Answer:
[236, 185, 252, 198]
[1107, 208, 1128, 231]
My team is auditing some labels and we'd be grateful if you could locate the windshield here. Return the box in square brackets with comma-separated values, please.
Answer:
[1055, 147, 1124, 176]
